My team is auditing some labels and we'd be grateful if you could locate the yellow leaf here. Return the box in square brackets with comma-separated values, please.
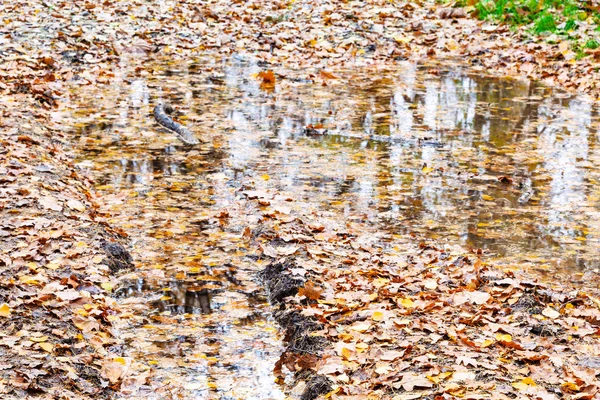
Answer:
[422, 166, 433, 174]
[401, 298, 415, 308]
[482, 194, 494, 201]
[101, 282, 113, 292]
[480, 339, 494, 348]
[495, 333, 512, 342]
[30, 336, 48, 343]
[341, 347, 353, 360]
[512, 377, 536, 391]
[446, 39, 459, 51]
[561, 382, 580, 391]
[261, 174, 270, 181]
[356, 342, 369, 352]
[19, 275, 40, 285]
[350, 322, 371, 332]
[393, 34, 412, 44]
[373, 278, 389, 288]
[113, 357, 126, 365]
[0, 303, 11, 318]
[427, 371, 452, 384]
[522, 377, 536, 386]
[39, 342, 53, 353]
[372, 311, 384, 321]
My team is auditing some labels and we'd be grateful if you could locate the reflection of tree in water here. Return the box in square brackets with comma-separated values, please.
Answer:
[215, 61, 600, 272]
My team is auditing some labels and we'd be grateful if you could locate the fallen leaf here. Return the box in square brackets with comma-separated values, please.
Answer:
[0, 304, 11, 318]
[39, 195, 63, 211]
[38, 342, 53, 353]
[542, 306, 560, 319]
[396, 372, 434, 391]
[66, 199, 86, 212]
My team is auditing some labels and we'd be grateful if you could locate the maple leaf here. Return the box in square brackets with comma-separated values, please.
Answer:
[456, 355, 478, 367]
[298, 280, 323, 300]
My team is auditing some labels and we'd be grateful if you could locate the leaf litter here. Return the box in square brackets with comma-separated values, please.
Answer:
[2, 0, 600, 399]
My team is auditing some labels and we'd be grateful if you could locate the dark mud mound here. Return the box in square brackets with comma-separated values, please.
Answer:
[259, 261, 332, 400]
[100, 239, 133, 273]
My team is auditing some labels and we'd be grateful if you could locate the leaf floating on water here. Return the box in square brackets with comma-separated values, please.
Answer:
[256, 70, 276, 91]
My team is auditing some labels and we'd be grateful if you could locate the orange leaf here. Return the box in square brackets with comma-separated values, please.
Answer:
[298, 280, 323, 300]
[257, 70, 276, 90]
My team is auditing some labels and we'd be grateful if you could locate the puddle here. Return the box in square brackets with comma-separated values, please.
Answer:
[60, 56, 600, 397]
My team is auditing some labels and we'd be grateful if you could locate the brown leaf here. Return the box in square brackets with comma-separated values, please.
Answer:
[438, 7, 467, 19]
[298, 280, 323, 300]
[257, 70, 276, 90]
[319, 71, 338, 80]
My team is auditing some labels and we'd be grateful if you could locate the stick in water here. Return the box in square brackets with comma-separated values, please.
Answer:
[153, 103, 200, 145]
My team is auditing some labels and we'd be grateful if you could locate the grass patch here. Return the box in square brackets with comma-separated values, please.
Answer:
[472, 0, 587, 32]
[441, 0, 600, 60]
[533, 12, 557, 34]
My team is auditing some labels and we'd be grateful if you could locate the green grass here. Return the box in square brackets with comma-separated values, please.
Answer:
[442, 0, 600, 60]
[585, 39, 600, 49]
[473, 0, 586, 33]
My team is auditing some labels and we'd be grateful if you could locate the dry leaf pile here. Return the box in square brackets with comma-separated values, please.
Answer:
[0, 103, 139, 397]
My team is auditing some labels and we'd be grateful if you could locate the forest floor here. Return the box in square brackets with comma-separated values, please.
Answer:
[1, 0, 600, 399]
